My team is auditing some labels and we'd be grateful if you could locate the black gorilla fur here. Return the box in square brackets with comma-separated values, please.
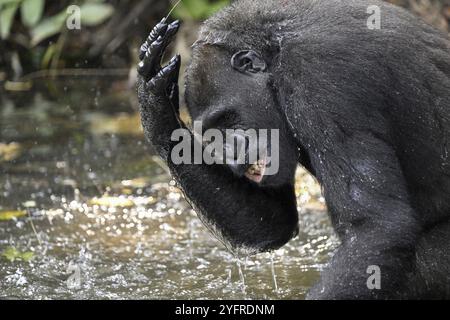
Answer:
[137, 0, 450, 299]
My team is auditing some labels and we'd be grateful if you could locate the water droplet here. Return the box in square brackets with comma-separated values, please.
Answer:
[269, 252, 279, 293]
[236, 259, 246, 295]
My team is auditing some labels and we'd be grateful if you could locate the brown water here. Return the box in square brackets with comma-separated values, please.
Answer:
[0, 78, 337, 299]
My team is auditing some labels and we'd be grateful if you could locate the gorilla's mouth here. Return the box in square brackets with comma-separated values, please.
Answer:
[244, 159, 266, 183]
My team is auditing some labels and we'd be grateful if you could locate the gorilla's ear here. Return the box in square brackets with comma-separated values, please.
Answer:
[231, 50, 267, 74]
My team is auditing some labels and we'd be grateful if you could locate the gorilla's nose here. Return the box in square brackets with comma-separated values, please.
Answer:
[224, 132, 264, 178]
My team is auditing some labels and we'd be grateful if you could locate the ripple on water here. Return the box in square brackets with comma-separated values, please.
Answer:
[0, 85, 338, 299]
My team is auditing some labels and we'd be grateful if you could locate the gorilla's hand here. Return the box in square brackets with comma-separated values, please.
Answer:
[137, 18, 182, 159]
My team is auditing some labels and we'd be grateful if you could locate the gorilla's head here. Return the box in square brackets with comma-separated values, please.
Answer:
[182, 4, 301, 253]
[185, 17, 298, 189]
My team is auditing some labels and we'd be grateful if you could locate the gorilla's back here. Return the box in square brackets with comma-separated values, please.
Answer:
[207, 0, 450, 224]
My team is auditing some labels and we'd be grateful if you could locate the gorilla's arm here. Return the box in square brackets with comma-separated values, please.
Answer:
[137, 19, 298, 253]
[169, 159, 299, 252]
[277, 68, 421, 298]
[305, 132, 420, 299]
[274, 27, 424, 298]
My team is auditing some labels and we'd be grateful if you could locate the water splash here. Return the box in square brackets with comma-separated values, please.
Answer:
[269, 252, 279, 293]
[225, 268, 232, 285]
[0, 82, 336, 299]
[236, 259, 246, 295]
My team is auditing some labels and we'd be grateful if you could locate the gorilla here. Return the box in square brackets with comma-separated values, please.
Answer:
[136, 0, 450, 299]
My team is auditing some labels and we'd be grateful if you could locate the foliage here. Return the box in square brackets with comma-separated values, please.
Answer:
[0, 0, 114, 45]
[1, 246, 34, 262]
[0, 0, 230, 75]
[0, 142, 21, 162]
[0, 210, 26, 221]
[172, 0, 230, 21]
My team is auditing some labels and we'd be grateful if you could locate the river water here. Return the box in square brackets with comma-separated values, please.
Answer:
[0, 77, 337, 299]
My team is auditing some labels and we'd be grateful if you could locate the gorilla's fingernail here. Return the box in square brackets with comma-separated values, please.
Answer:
[167, 22, 179, 33]
[162, 64, 171, 72]
[168, 21, 180, 32]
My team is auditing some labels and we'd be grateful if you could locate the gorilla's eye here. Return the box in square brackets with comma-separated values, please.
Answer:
[231, 50, 267, 74]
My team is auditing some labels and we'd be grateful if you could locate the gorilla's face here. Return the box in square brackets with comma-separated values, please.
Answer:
[183, 43, 300, 253]
[185, 44, 299, 188]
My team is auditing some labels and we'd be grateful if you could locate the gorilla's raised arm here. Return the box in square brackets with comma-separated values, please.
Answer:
[136, 18, 299, 254]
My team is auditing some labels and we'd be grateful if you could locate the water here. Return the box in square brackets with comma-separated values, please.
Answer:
[236, 259, 246, 295]
[0, 78, 338, 299]
[269, 253, 278, 293]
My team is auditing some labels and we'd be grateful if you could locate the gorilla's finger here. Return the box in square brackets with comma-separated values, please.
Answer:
[164, 20, 180, 42]
[168, 83, 180, 113]
[147, 55, 181, 94]
[138, 36, 164, 80]
[168, 54, 181, 112]
[139, 18, 168, 61]
[138, 20, 180, 80]
[158, 20, 180, 61]
[168, 53, 181, 85]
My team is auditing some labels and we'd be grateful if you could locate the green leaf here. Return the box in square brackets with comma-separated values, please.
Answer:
[204, 0, 229, 17]
[0, 2, 20, 39]
[0, 142, 22, 162]
[20, 251, 34, 262]
[80, 3, 114, 27]
[31, 11, 66, 46]
[1, 247, 19, 261]
[0, 210, 26, 221]
[172, 0, 229, 21]
[0, 0, 22, 7]
[1, 246, 34, 262]
[184, 0, 209, 20]
[21, 0, 44, 27]
[41, 43, 57, 68]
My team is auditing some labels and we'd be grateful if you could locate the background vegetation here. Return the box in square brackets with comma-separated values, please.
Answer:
[0, 0, 230, 81]
[0, 0, 448, 87]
